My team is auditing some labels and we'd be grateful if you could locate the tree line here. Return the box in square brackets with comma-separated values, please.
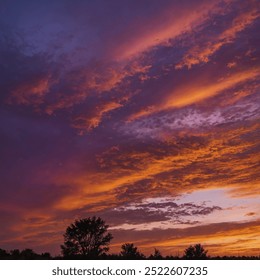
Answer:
[1, 217, 259, 260]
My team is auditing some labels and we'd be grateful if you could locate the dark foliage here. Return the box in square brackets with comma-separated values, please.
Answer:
[120, 243, 145, 259]
[61, 216, 113, 259]
[0, 248, 9, 260]
[183, 244, 208, 260]
[149, 248, 163, 260]
[0, 248, 52, 260]
[0, 245, 259, 260]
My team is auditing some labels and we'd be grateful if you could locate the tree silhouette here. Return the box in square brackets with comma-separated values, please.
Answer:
[183, 244, 208, 259]
[41, 252, 51, 259]
[0, 248, 9, 259]
[61, 216, 113, 259]
[120, 243, 144, 259]
[10, 249, 21, 260]
[149, 248, 163, 259]
[20, 248, 38, 260]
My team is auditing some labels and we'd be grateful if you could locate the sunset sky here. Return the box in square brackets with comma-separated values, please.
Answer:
[0, 0, 259, 257]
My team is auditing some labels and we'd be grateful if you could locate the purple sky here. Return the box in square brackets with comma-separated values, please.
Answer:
[0, 0, 259, 256]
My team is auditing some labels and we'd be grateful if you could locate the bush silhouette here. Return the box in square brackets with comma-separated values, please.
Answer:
[10, 249, 21, 260]
[149, 248, 163, 259]
[0, 248, 9, 259]
[183, 244, 208, 259]
[20, 249, 38, 260]
[61, 216, 113, 259]
[120, 243, 144, 259]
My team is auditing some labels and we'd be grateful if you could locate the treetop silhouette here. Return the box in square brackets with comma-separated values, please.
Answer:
[120, 243, 144, 259]
[149, 248, 163, 259]
[183, 243, 208, 259]
[61, 216, 113, 258]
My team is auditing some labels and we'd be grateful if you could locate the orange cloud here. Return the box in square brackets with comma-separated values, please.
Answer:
[128, 68, 259, 121]
[149, 222, 260, 256]
[1, 112, 258, 256]
[108, 220, 260, 256]
[165, 68, 259, 108]
[54, 121, 259, 212]
[72, 101, 123, 133]
[9, 76, 52, 106]
[42, 60, 150, 120]
[112, 0, 222, 60]
[176, 8, 259, 69]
